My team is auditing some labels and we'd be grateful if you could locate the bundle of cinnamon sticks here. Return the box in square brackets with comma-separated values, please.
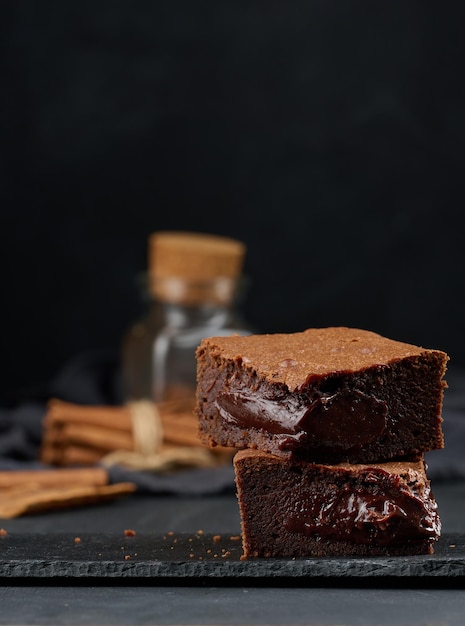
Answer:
[40, 398, 233, 471]
[2, 399, 230, 519]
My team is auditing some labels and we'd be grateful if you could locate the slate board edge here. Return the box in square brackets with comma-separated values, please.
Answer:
[1, 555, 465, 579]
[0, 533, 464, 579]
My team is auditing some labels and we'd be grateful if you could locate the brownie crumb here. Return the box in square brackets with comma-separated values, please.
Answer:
[74, 537, 81, 543]
[213, 534, 221, 543]
[230, 535, 241, 541]
[125, 555, 131, 560]
[0, 529, 7, 537]
[124, 529, 136, 537]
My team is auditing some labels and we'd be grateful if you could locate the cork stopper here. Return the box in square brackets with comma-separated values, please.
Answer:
[148, 231, 246, 305]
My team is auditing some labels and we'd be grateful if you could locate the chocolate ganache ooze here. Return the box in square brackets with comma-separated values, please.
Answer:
[284, 469, 440, 546]
[215, 387, 388, 453]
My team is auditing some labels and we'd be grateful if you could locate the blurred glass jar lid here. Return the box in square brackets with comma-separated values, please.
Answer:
[148, 231, 246, 304]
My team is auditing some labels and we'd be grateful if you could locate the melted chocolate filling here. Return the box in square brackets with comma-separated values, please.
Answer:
[215, 388, 388, 453]
[283, 472, 440, 545]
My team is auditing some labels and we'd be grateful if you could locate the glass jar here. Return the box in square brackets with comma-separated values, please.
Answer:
[121, 232, 253, 406]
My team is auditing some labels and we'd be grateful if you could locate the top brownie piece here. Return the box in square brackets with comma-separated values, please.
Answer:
[195, 327, 449, 463]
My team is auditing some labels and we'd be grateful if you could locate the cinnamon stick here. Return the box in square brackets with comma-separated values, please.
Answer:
[40, 444, 108, 467]
[0, 482, 137, 519]
[0, 467, 108, 490]
[61, 423, 134, 452]
[45, 399, 132, 432]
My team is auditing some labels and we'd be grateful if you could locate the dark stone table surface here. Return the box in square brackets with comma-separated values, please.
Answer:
[1, 480, 465, 625]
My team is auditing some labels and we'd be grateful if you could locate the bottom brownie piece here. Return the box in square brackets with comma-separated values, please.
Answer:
[234, 449, 441, 558]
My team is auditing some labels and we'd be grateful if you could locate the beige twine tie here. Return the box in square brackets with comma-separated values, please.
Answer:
[101, 400, 218, 471]
[130, 400, 164, 456]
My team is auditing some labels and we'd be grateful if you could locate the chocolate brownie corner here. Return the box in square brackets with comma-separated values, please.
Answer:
[233, 449, 441, 558]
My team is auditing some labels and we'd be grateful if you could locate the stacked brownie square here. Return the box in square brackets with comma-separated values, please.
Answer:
[195, 327, 449, 558]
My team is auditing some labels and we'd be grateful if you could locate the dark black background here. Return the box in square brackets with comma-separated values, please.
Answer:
[1, 1, 464, 405]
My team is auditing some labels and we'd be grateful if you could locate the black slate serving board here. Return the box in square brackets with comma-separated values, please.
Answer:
[1, 532, 464, 579]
